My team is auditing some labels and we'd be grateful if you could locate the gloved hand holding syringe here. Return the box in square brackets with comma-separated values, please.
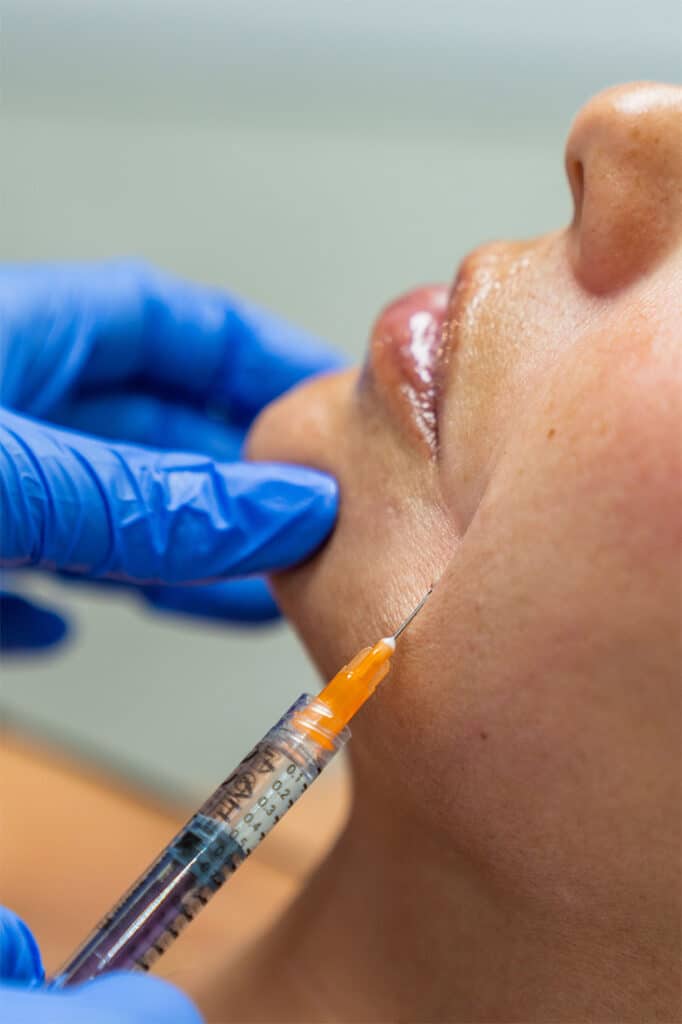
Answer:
[50, 588, 433, 986]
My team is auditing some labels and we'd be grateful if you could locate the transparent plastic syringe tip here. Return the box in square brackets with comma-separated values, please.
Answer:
[391, 586, 434, 641]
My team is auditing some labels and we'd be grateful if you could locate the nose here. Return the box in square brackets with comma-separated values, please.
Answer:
[565, 82, 682, 294]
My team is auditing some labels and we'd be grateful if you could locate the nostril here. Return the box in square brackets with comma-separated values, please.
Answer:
[564, 83, 682, 293]
[569, 158, 585, 226]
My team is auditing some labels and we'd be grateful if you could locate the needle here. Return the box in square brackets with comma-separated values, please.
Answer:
[391, 586, 434, 641]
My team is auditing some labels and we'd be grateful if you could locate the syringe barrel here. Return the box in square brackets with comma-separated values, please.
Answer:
[50, 696, 349, 988]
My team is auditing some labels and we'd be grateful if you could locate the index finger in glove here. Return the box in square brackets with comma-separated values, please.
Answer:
[0, 410, 338, 584]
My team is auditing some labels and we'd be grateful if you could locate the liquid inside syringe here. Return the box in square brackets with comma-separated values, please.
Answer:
[50, 588, 432, 988]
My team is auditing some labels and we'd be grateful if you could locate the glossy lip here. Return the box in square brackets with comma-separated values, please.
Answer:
[362, 243, 509, 455]
[362, 284, 451, 454]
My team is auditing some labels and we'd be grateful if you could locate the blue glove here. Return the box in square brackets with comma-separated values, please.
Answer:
[0, 907, 203, 1023]
[0, 261, 343, 649]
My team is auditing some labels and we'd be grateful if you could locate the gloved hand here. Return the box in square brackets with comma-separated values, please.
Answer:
[0, 907, 203, 1023]
[0, 261, 343, 650]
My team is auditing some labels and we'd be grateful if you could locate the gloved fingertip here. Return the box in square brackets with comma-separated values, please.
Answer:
[308, 467, 340, 511]
[216, 462, 340, 578]
[282, 463, 340, 522]
[279, 465, 340, 545]
[0, 910, 44, 984]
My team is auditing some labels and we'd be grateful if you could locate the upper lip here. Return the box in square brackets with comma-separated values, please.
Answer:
[362, 283, 452, 453]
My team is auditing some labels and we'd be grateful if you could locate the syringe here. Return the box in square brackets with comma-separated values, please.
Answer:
[50, 587, 433, 988]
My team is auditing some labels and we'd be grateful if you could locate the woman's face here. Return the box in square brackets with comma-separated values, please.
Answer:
[248, 84, 681, 944]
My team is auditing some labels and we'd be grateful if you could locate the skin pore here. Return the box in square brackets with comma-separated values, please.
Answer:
[206, 84, 681, 1022]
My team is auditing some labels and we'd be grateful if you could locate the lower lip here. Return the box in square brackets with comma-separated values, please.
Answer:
[365, 285, 450, 452]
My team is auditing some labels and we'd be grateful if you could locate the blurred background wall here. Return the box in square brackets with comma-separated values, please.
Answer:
[1, 0, 679, 798]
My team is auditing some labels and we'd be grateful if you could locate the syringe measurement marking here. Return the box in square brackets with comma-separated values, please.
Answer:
[225, 761, 310, 854]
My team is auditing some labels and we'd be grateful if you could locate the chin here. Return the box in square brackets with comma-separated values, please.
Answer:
[247, 366, 452, 678]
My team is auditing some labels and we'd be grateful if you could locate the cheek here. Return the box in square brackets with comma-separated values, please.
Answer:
[438, 235, 585, 532]
[353, 319, 681, 907]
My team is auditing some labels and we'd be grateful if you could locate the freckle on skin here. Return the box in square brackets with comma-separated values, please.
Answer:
[547, 428, 556, 439]
[480, 731, 488, 740]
